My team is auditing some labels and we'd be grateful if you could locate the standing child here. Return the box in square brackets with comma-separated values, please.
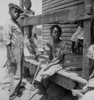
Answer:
[23, 0, 38, 78]
[3, 3, 24, 99]
[24, 0, 35, 39]
[71, 21, 84, 54]
[23, 0, 35, 39]
[24, 0, 35, 16]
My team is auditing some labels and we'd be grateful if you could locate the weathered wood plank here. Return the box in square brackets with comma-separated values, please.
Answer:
[50, 73, 76, 90]
[19, 6, 91, 26]
[82, 0, 92, 79]
[62, 33, 74, 37]
[62, 28, 76, 33]
[43, 29, 76, 34]
[43, 24, 77, 28]
[43, 1, 84, 14]
[57, 70, 87, 84]
[43, 0, 82, 9]
[43, 0, 83, 12]
[50, 69, 87, 90]
[60, 37, 71, 41]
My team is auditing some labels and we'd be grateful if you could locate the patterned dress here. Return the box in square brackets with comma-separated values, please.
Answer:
[35, 41, 68, 82]
[3, 19, 24, 97]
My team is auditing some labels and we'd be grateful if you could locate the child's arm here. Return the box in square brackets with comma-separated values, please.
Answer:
[6, 44, 15, 62]
[72, 89, 83, 98]
[72, 84, 93, 98]
[45, 42, 68, 69]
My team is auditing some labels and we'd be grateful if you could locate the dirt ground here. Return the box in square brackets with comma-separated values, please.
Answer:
[0, 46, 42, 100]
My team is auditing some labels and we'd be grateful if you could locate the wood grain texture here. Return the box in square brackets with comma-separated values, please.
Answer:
[19, 7, 90, 26]
[82, 0, 92, 79]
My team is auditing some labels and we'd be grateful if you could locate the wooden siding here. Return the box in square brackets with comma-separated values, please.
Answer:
[42, 0, 84, 51]
[42, 0, 84, 14]
[42, 23, 77, 51]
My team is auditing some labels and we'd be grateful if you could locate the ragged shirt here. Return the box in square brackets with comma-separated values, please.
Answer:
[3, 19, 23, 49]
[3, 19, 24, 76]
[49, 41, 68, 65]
[3, 19, 24, 96]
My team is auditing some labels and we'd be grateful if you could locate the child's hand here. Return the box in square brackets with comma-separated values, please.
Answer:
[71, 89, 83, 98]
[71, 89, 80, 96]
[72, 89, 77, 96]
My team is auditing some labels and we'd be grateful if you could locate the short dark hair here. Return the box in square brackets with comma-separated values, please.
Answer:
[77, 20, 83, 28]
[24, 0, 31, 4]
[50, 25, 62, 37]
[9, 7, 20, 14]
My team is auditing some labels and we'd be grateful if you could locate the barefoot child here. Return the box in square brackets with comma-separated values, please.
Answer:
[3, 3, 24, 99]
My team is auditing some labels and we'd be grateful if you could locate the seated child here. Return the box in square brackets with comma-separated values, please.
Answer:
[35, 25, 68, 97]
[71, 21, 84, 54]
[72, 44, 94, 100]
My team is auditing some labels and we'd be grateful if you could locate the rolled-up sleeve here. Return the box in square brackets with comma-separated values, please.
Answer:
[3, 23, 11, 45]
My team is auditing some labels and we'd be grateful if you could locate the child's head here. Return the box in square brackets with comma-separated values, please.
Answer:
[77, 20, 83, 28]
[24, 0, 32, 10]
[9, 3, 24, 20]
[50, 25, 62, 40]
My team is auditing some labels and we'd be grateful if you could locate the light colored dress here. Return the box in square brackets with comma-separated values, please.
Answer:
[35, 41, 67, 82]
[87, 44, 94, 60]
[71, 26, 84, 42]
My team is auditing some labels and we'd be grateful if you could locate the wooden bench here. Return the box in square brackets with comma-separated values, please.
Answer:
[50, 53, 87, 90]
[25, 53, 87, 90]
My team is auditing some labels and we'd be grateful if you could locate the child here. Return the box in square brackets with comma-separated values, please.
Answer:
[72, 44, 94, 100]
[71, 21, 84, 54]
[24, 0, 35, 16]
[23, 0, 35, 41]
[3, 3, 24, 99]
[72, 72, 94, 100]
[23, 0, 35, 39]
[23, 0, 36, 55]
[35, 25, 68, 97]
[23, 0, 38, 78]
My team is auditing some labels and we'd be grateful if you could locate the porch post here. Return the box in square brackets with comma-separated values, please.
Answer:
[82, 0, 92, 79]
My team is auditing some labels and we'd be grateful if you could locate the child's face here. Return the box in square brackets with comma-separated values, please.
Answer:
[24, 1, 31, 10]
[9, 7, 20, 20]
[51, 27, 60, 40]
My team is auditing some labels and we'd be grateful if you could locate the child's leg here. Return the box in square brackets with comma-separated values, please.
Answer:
[35, 80, 47, 96]
[35, 64, 48, 82]
[42, 64, 62, 78]
[71, 41, 76, 53]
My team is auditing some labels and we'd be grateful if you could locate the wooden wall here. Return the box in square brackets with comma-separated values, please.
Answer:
[19, 0, 92, 80]
[42, 0, 84, 51]
[42, 0, 84, 14]
[43, 23, 77, 51]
